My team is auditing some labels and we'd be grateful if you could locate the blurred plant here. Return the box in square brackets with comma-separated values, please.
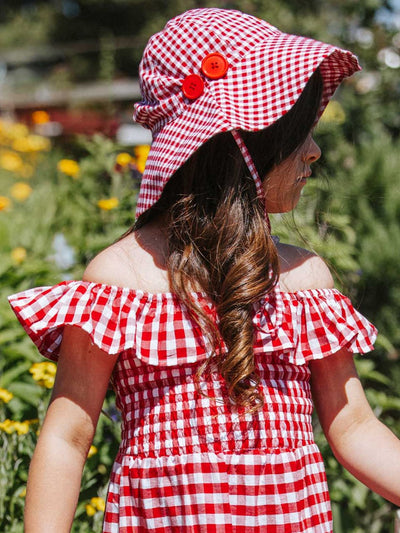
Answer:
[88, 445, 97, 458]
[10, 248, 27, 265]
[29, 362, 57, 389]
[320, 100, 346, 126]
[85, 496, 105, 517]
[10, 183, 32, 203]
[0, 119, 148, 532]
[134, 145, 150, 174]
[0, 389, 13, 404]
[0, 151, 23, 173]
[49, 233, 76, 271]
[57, 158, 80, 179]
[115, 152, 133, 168]
[97, 197, 119, 210]
[31, 111, 50, 126]
[0, 196, 11, 211]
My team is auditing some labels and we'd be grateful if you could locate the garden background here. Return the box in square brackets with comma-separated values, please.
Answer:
[1, 1, 400, 532]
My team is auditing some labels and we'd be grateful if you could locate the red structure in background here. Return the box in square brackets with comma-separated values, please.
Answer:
[15, 108, 120, 138]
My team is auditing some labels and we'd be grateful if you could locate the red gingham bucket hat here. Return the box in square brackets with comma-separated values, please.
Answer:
[133, 8, 360, 217]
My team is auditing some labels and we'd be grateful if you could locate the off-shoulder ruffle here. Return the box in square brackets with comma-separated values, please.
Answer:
[8, 280, 377, 366]
[253, 287, 377, 365]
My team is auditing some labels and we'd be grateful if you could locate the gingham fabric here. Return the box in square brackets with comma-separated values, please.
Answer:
[133, 8, 361, 217]
[8, 281, 377, 532]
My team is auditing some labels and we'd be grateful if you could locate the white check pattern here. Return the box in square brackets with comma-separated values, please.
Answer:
[8, 281, 377, 532]
[133, 8, 361, 217]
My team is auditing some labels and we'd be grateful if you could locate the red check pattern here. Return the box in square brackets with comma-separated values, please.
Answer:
[8, 282, 377, 532]
[133, 8, 361, 217]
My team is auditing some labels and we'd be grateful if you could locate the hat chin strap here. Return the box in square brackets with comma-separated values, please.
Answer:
[231, 130, 271, 232]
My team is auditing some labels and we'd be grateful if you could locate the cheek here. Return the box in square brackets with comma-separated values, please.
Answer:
[263, 169, 304, 213]
[263, 160, 298, 197]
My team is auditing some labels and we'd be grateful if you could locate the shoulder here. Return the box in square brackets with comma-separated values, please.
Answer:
[83, 232, 145, 289]
[82, 230, 169, 292]
[82, 235, 135, 287]
[277, 243, 334, 292]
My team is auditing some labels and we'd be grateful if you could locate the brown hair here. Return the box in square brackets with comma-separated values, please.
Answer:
[133, 69, 323, 411]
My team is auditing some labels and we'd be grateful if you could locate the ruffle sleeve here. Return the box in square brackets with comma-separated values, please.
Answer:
[8, 281, 377, 367]
[253, 286, 378, 365]
[7, 281, 213, 364]
[8, 281, 138, 361]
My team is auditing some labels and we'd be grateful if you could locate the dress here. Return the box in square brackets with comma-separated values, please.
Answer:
[8, 280, 377, 533]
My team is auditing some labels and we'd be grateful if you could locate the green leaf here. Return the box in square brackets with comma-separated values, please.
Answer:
[0, 362, 32, 388]
[7, 382, 43, 406]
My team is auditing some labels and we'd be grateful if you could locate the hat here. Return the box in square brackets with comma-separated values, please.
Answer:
[133, 8, 360, 217]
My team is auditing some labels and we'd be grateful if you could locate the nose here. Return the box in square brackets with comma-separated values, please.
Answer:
[304, 135, 321, 164]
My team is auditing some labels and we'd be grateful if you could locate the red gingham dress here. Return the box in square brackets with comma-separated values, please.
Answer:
[8, 281, 377, 533]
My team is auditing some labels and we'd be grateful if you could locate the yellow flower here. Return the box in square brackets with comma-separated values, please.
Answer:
[88, 445, 98, 458]
[91, 497, 106, 512]
[11, 138, 30, 152]
[98, 464, 107, 475]
[32, 110, 50, 124]
[0, 196, 11, 211]
[134, 145, 150, 159]
[6, 123, 29, 140]
[97, 197, 119, 211]
[0, 388, 13, 403]
[0, 419, 14, 434]
[134, 145, 150, 174]
[10, 182, 32, 202]
[29, 362, 57, 388]
[28, 135, 51, 152]
[116, 152, 133, 167]
[13, 135, 51, 153]
[0, 419, 29, 434]
[11, 247, 27, 264]
[320, 100, 346, 125]
[13, 421, 30, 435]
[10, 123, 29, 138]
[136, 160, 146, 174]
[19, 164, 34, 179]
[57, 159, 80, 179]
[85, 497, 105, 516]
[19, 488, 27, 498]
[0, 150, 23, 172]
[85, 503, 96, 517]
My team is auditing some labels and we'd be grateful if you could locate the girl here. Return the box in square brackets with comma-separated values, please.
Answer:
[9, 8, 400, 533]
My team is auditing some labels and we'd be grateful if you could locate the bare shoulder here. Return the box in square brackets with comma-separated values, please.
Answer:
[82, 233, 140, 288]
[277, 242, 334, 292]
[82, 229, 169, 292]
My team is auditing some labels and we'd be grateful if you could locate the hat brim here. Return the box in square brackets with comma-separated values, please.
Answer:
[135, 32, 360, 217]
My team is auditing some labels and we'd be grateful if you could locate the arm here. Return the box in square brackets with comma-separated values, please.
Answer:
[310, 350, 400, 506]
[25, 326, 118, 533]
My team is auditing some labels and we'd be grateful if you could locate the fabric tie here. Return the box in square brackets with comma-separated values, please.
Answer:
[231, 130, 271, 232]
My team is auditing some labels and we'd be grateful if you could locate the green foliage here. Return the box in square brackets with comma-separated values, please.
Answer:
[0, 423, 36, 531]
[0, 4, 56, 48]
[0, 131, 139, 532]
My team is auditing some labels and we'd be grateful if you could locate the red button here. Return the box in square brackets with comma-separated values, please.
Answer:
[201, 53, 229, 79]
[182, 74, 204, 100]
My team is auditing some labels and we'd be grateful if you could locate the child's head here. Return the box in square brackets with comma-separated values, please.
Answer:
[133, 7, 360, 218]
